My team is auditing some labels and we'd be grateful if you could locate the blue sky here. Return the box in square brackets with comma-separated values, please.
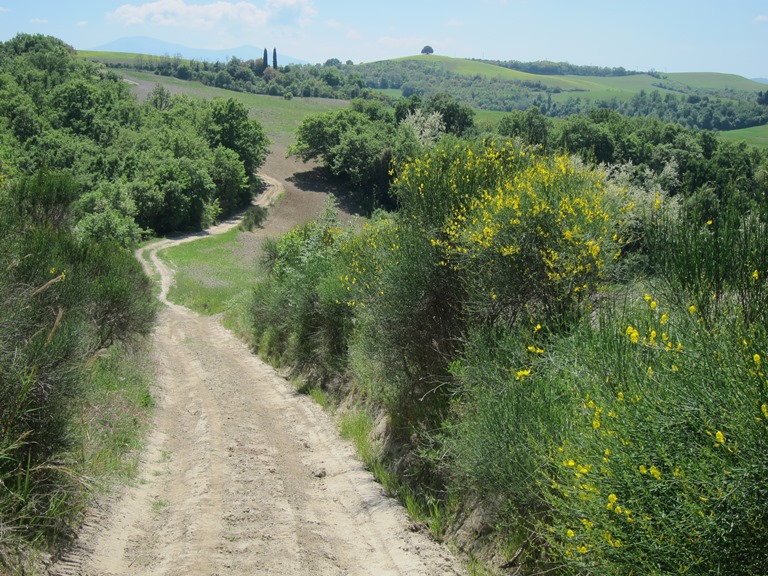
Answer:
[0, 0, 766, 77]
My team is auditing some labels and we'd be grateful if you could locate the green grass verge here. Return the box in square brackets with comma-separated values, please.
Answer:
[158, 227, 261, 318]
[73, 341, 155, 485]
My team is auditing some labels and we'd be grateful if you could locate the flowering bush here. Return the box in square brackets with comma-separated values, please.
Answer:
[540, 291, 768, 574]
[395, 141, 633, 328]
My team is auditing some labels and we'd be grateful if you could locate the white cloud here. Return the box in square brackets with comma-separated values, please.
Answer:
[267, 0, 315, 25]
[445, 18, 463, 28]
[30, 18, 48, 25]
[346, 28, 362, 40]
[77, 20, 88, 27]
[109, 0, 316, 29]
[0, 6, 10, 13]
[326, 18, 342, 29]
[756, 14, 768, 22]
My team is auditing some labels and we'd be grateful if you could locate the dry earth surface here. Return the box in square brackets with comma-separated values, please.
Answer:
[48, 160, 465, 576]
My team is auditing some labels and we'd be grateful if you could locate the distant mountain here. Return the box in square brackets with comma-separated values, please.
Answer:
[753, 78, 768, 85]
[90, 36, 307, 65]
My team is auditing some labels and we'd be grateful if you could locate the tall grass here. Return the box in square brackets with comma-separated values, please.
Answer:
[0, 172, 157, 571]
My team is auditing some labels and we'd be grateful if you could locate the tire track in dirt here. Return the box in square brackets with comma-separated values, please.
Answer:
[49, 173, 465, 576]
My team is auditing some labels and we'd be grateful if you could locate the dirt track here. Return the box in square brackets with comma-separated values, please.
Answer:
[49, 170, 464, 576]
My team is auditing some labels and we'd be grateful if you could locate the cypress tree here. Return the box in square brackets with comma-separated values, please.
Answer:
[272, 47, 277, 70]
[263, 47, 268, 69]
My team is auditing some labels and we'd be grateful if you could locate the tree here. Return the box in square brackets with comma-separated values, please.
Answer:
[424, 92, 474, 136]
[421, 45, 434, 55]
[206, 97, 270, 187]
[263, 47, 268, 69]
[272, 47, 278, 70]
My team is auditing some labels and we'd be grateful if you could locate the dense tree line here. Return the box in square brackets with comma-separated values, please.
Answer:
[475, 58, 641, 77]
[104, 53, 368, 100]
[1, 34, 269, 244]
[536, 90, 768, 131]
[498, 107, 768, 210]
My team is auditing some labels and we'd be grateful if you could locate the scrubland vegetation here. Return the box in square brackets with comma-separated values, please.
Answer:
[5, 30, 768, 575]
[249, 95, 768, 573]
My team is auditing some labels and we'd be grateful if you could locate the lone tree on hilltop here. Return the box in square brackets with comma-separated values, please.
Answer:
[421, 45, 434, 55]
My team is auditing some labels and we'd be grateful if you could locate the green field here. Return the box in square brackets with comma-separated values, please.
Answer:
[392, 55, 766, 104]
[159, 227, 261, 318]
[719, 123, 768, 148]
[78, 49, 146, 63]
[119, 70, 347, 145]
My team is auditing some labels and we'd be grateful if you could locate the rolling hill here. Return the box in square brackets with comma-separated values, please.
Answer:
[388, 55, 766, 101]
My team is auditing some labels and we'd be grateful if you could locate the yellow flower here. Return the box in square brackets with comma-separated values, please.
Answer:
[753, 269, 759, 281]
[650, 300, 657, 310]
[650, 465, 661, 480]
[639, 465, 648, 475]
[762, 404, 768, 419]
[643, 293, 652, 302]
[578, 546, 588, 554]
[660, 313, 669, 325]
[567, 529, 575, 538]
[608, 493, 618, 504]
[689, 305, 696, 314]
[715, 430, 725, 445]
[515, 368, 531, 381]
[754, 354, 761, 366]
[617, 391, 624, 402]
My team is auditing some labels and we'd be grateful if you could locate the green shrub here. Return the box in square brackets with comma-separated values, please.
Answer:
[239, 205, 268, 231]
[0, 176, 156, 550]
[394, 140, 633, 330]
[249, 197, 351, 381]
[539, 291, 768, 575]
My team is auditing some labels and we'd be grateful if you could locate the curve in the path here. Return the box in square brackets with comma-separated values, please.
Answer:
[50, 173, 464, 576]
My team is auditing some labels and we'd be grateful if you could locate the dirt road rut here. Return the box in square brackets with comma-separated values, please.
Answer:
[49, 176, 464, 576]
